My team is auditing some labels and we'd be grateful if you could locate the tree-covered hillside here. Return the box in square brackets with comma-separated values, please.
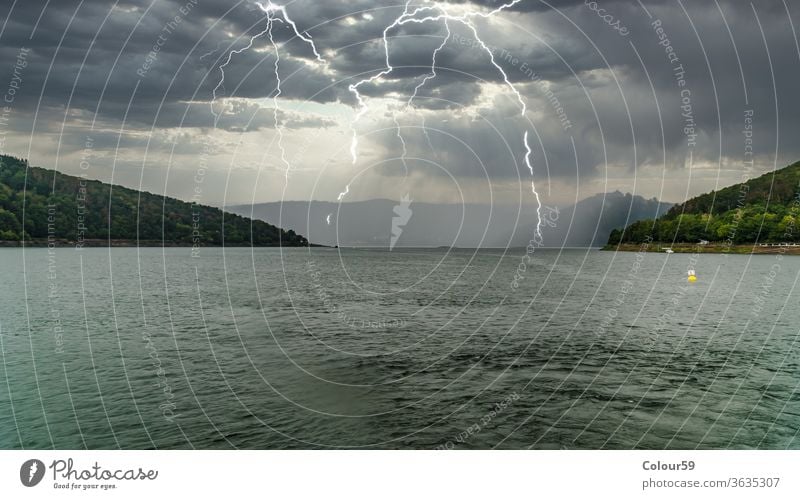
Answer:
[0, 155, 310, 246]
[608, 161, 800, 245]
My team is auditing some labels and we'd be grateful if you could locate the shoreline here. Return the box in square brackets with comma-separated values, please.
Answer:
[0, 239, 321, 248]
[603, 242, 800, 255]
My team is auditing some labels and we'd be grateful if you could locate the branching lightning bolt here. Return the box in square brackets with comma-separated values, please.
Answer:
[337, 1, 414, 202]
[265, 13, 292, 180]
[347, 1, 413, 166]
[211, 1, 325, 183]
[343, 0, 542, 241]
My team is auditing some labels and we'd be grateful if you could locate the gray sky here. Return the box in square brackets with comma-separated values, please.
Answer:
[0, 0, 797, 208]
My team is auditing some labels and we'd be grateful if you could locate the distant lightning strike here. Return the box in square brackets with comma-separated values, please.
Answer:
[407, 17, 450, 154]
[347, 1, 414, 168]
[336, 184, 349, 201]
[394, 2, 416, 176]
[343, 1, 541, 242]
[524, 131, 542, 239]
[211, 1, 325, 182]
[393, 112, 409, 175]
[407, 18, 451, 108]
[264, 13, 291, 179]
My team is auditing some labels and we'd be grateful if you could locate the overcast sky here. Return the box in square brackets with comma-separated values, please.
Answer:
[0, 0, 798, 209]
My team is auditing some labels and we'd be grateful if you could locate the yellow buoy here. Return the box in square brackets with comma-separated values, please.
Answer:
[688, 269, 697, 282]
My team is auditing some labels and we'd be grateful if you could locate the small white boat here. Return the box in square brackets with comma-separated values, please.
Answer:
[664, 248, 674, 254]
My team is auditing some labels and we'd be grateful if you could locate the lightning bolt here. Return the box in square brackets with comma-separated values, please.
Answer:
[393, 2, 421, 178]
[199, 40, 226, 62]
[343, 1, 541, 241]
[406, 17, 451, 155]
[336, 184, 349, 201]
[347, 1, 413, 166]
[211, 1, 325, 183]
[393, 111, 409, 176]
[524, 131, 542, 239]
[336, 1, 414, 202]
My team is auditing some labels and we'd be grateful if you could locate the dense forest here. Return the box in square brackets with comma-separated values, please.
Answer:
[0, 155, 310, 246]
[608, 160, 800, 245]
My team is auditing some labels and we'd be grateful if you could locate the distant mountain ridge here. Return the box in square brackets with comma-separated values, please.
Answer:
[229, 192, 672, 248]
[0, 155, 310, 246]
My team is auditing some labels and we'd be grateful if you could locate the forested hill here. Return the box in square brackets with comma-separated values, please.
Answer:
[608, 160, 800, 245]
[0, 155, 310, 246]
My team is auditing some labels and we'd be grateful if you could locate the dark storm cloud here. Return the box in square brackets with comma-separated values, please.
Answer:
[0, 0, 342, 130]
[1, 0, 800, 198]
[355, 0, 800, 188]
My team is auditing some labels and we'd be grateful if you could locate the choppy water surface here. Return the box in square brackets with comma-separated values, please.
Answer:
[1, 247, 799, 449]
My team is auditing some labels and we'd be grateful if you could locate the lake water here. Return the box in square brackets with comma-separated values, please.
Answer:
[1, 247, 799, 449]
